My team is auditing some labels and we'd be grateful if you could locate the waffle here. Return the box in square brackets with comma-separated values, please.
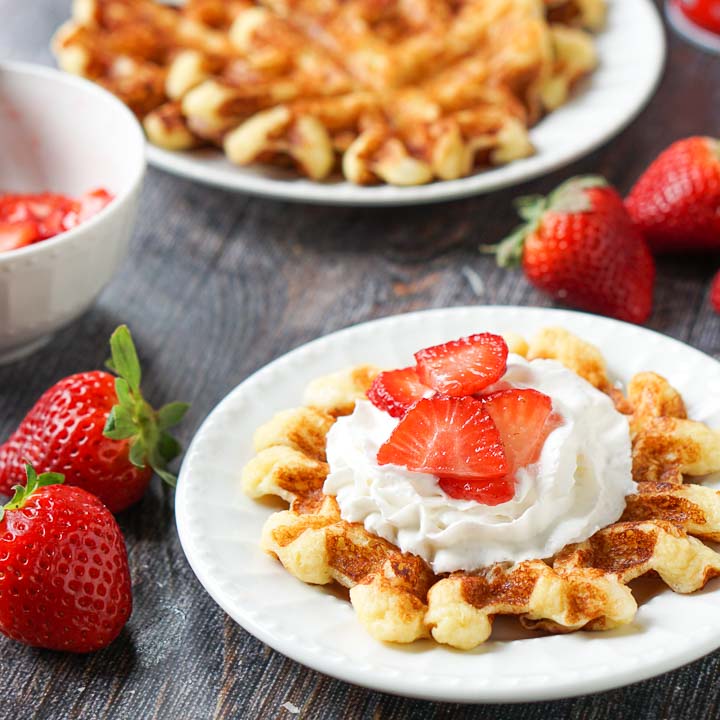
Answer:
[623, 483, 720, 541]
[243, 378, 434, 643]
[427, 561, 635, 649]
[241, 328, 720, 649]
[52, 0, 602, 186]
[553, 520, 720, 593]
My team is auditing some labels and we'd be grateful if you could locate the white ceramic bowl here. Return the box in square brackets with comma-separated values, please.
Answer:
[0, 61, 146, 364]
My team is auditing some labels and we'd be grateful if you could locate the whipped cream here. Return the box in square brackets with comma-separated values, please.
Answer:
[323, 355, 634, 573]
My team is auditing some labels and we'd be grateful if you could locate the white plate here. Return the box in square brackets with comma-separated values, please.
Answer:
[176, 306, 720, 703]
[149, 0, 665, 205]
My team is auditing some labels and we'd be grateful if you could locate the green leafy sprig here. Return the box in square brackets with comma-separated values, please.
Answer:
[103, 325, 189, 487]
[0, 464, 64, 522]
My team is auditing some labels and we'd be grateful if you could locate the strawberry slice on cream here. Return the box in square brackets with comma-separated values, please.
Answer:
[325, 333, 634, 573]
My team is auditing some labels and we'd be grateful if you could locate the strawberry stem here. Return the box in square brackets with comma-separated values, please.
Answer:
[0, 464, 64, 521]
[103, 325, 189, 488]
[547, 175, 607, 213]
[707, 136, 720, 161]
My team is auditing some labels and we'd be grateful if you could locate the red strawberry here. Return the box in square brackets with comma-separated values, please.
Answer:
[0, 193, 76, 240]
[0, 326, 189, 513]
[437, 475, 515, 506]
[0, 465, 132, 652]
[710, 269, 720, 313]
[626, 137, 720, 252]
[64, 188, 114, 231]
[437, 390, 557, 506]
[377, 396, 507, 480]
[491, 176, 655, 324]
[367, 366, 431, 417]
[482, 389, 557, 474]
[677, 2, 720, 33]
[0, 221, 37, 252]
[414, 333, 509, 396]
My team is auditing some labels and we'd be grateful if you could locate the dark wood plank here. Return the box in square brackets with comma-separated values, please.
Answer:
[3, 1, 720, 718]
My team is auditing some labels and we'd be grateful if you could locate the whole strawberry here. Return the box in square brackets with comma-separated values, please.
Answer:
[0, 465, 132, 652]
[710, 269, 720, 314]
[491, 176, 655, 324]
[0, 326, 188, 513]
[626, 137, 720, 252]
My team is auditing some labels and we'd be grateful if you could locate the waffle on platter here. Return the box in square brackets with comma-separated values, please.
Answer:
[53, 0, 603, 186]
[241, 328, 720, 650]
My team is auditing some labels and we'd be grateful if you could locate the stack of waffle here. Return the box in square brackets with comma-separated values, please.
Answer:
[53, 0, 602, 185]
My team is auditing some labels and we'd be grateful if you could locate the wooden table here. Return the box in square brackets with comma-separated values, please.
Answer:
[3, 2, 720, 718]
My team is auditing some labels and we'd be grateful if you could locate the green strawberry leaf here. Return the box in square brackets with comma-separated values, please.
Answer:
[115, 377, 132, 407]
[153, 466, 177, 488]
[109, 325, 142, 392]
[128, 438, 148, 469]
[0, 464, 64, 522]
[157, 402, 190, 430]
[103, 324, 190, 491]
[104, 404, 138, 440]
[157, 432, 181, 464]
[514, 194, 546, 222]
[489, 228, 527, 268]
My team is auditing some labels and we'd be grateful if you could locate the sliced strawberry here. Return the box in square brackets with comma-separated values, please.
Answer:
[0, 221, 38, 252]
[377, 395, 507, 479]
[0, 194, 78, 240]
[367, 366, 431, 417]
[438, 475, 515, 506]
[473, 380, 512, 400]
[29, 194, 78, 239]
[77, 188, 113, 223]
[482, 389, 557, 473]
[0, 195, 34, 223]
[414, 333, 508, 396]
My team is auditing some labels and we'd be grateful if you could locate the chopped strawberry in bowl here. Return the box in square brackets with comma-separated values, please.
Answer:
[0, 189, 113, 253]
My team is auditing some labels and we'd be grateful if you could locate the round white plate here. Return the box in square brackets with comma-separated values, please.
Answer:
[149, 0, 665, 206]
[176, 306, 720, 703]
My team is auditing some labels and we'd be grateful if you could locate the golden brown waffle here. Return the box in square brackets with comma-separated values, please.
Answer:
[241, 328, 720, 649]
[521, 329, 720, 484]
[553, 520, 720, 593]
[426, 561, 636, 649]
[525, 326, 611, 390]
[242, 369, 434, 643]
[545, 0, 606, 31]
[53, 0, 602, 185]
[623, 482, 720, 542]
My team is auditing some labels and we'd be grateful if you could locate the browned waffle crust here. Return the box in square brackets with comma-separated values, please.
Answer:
[53, 0, 603, 185]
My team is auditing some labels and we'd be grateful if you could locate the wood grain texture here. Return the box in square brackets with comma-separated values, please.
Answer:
[2, 1, 720, 718]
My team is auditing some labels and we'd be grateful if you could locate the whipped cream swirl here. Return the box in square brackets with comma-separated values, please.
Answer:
[323, 355, 635, 573]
